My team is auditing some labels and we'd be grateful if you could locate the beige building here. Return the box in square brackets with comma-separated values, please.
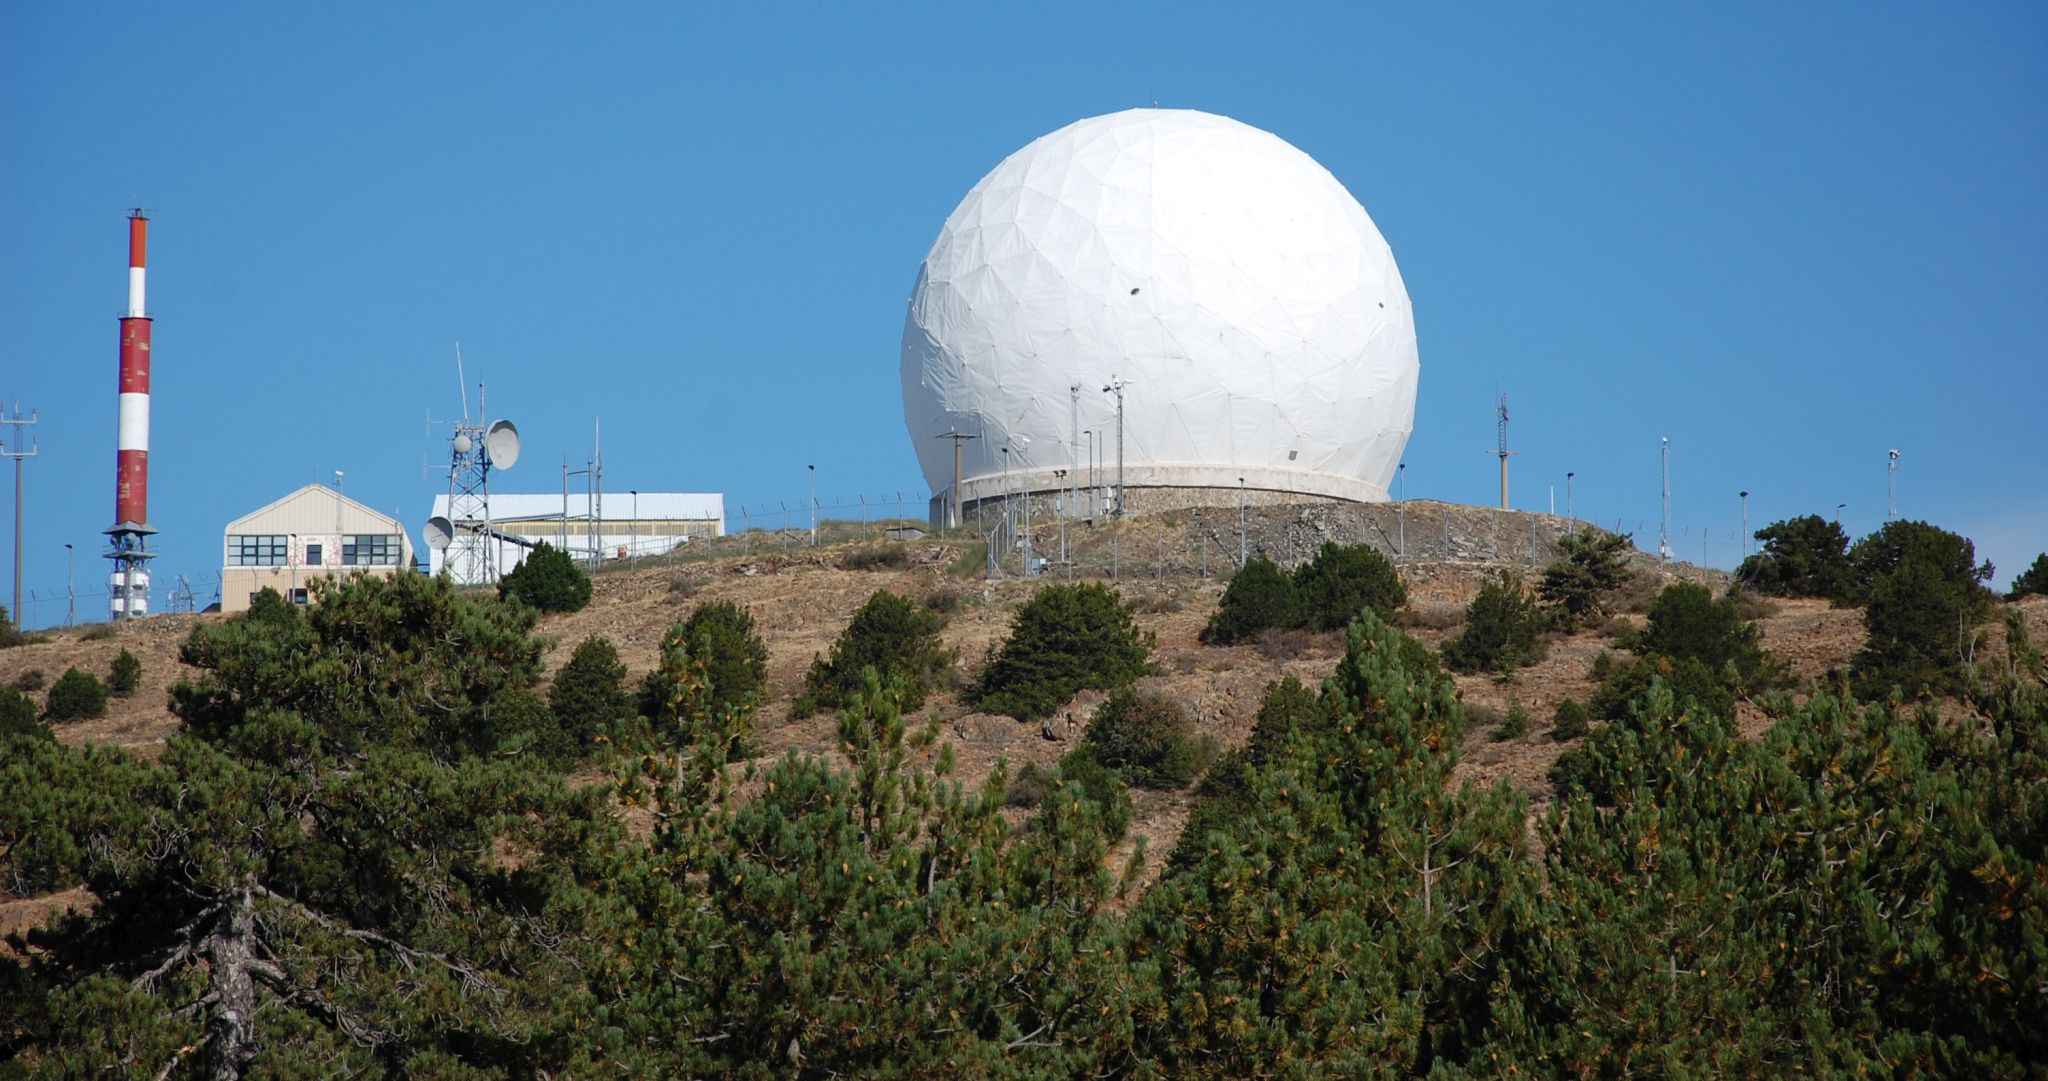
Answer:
[221, 484, 415, 612]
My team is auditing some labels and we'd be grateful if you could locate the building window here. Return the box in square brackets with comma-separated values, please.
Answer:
[305, 543, 323, 566]
[290, 588, 309, 605]
[228, 534, 288, 566]
[342, 534, 401, 566]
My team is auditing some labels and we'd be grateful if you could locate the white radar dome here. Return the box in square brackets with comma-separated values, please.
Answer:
[902, 108, 1418, 516]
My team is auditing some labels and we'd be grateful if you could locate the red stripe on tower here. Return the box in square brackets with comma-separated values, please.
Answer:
[115, 211, 152, 529]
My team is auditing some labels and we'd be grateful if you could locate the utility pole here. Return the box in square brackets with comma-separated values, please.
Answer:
[1102, 378, 1127, 516]
[1, 402, 36, 625]
[935, 432, 978, 529]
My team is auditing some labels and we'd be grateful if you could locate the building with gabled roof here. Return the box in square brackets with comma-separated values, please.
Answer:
[220, 483, 414, 612]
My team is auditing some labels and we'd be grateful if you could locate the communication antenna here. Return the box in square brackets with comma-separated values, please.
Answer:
[1101, 377, 1128, 517]
[1886, 449, 1899, 520]
[427, 347, 517, 584]
[1486, 394, 1516, 510]
[1658, 437, 1672, 564]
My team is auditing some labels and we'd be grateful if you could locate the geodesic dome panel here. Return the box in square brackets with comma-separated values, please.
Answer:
[901, 108, 1418, 505]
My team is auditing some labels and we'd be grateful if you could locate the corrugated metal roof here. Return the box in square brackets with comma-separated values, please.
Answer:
[227, 484, 409, 536]
[429, 492, 723, 523]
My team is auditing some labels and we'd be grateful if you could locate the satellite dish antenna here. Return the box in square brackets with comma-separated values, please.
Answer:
[453, 433, 473, 455]
[485, 419, 521, 470]
[424, 516, 454, 551]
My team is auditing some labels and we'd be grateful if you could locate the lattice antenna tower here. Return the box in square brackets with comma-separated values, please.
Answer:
[1488, 393, 1517, 510]
[424, 345, 519, 583]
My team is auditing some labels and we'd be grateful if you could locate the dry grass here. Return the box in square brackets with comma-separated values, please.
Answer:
[7, 537, 2045, 916]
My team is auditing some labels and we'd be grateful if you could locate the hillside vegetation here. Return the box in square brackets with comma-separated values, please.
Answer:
[3, 508, 2044, 1077]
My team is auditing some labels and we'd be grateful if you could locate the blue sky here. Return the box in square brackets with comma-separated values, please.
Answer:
[3, 2, 2043, 625]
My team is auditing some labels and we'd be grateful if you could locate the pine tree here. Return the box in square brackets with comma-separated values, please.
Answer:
[2007, 553, 2048, 600]
[497, 539, 593, 612]
[108, 648, 143, 697]
[1736, 514, 1853, 599]
[1293, 541, 1407, 631]
[1200, 556, 1302, 644]
[793, 589, 952, 718]
[0, 572, 601, 1077]
[1539, 528, 1637, 631]
[42, 666, 108, 722]
[968, 582, 1152, 721]
[1443, 570, 1546, 673]
[550, 634, 632, 753]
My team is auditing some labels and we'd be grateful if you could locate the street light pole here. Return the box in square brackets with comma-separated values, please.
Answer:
[1397, 463, 1407, 559]
[1739, 490, 1749, 557]
[63, 543, 74, 627]
[1566, 471, 1575, 520]
[807, 465, 816, 545]
[630, 490, 638, 563]
[1101, 378, 1127, 517]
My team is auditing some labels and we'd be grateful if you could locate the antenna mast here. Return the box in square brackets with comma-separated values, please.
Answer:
[1489, 394, 1517, 510]
[2, 402, 36, 624]
[1887, 449, 1900, 520]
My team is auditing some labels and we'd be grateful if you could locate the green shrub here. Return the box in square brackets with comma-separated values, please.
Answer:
[245, 586, 301, 626]
[551, 636, 632, 753]
[1639, 582, 1772, 691]
[480, 688, 573, 764]
[1492, 700, 1532, 742]
[1080, 688, 1202, 790]
[0, 604, 21, 648]
[1588, 654, 1732, 722]
[1033, 750, 1134, 843]
[968, 583, 1153, 721]
[1848, 520, 1995, 698]
[43, 667, 109, 722]
[794, 591, 952, 718]
[1443, 571, 1546, 674]
[108, 649, 143, 698]
[676, 600, 770, 717]
[1552, 698, 1590, 741]
[2009, 554, 2048, 601]
[840, 544, 910, 571]
[1201, 558, 1302, 644]
[1736, 514, 1853, 599]
[1540, 529, 1638, 631]
[1293, 542, 1406, 631]
[80, 624, 117, 642]
[0, 685, 50, 742]
[498, 541, 592, 613]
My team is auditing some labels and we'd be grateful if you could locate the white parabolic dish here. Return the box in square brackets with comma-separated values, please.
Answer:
[901, 108, 1418, 506]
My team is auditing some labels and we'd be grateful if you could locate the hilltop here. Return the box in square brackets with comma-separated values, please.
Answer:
[13, 500, 2021, 899]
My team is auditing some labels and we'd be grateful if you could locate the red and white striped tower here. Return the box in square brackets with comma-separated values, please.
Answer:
[105, 209, 157, 619]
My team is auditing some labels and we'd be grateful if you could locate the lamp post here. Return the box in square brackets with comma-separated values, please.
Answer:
[1101, 378, 1127, 517]
[630, 489, 638, 563]
[1397, 463, 1407, 559]
[1739, 490, 1749, 557]
[1566, 471, 1575, 520]
[63, 543, 73, 627]
[807, 465, 816, 545]
[1082, 430, 1095, 519]
[1835, 503, 1846, 525]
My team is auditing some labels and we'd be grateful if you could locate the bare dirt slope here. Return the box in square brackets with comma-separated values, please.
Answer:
[8, 526, 2044, 908]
